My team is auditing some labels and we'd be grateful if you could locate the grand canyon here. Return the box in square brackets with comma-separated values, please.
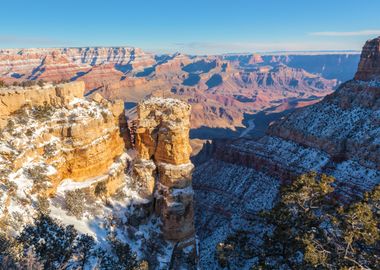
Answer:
[0, 2, 379, 269]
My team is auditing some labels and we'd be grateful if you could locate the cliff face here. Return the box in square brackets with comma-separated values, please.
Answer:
[134, 97, 195, 242]
[0, 81, 127, 214]
[355, 37, 380, 81]
[0, 82, 84, 128]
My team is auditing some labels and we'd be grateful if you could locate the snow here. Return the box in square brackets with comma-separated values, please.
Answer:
[193, 159, 280, 269]
[140, 96, 188, 108]
[50, 204, 102, 237]
[240, 119, 255, 138]
[57, 176, 107, 194]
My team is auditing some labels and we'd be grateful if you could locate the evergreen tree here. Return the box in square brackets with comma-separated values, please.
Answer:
[217, 172, 380, 269]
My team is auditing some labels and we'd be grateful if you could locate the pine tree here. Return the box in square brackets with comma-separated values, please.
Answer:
[217, 173, 380, 269]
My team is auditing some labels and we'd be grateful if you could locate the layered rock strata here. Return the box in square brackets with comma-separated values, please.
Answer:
[0, 47, 344, 131]
[133, 97, 195, 242]
[0, 81, 84, 128]
[0, 82, 127, 196]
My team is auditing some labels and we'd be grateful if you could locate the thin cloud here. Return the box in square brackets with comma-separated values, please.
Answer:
[309, 30, 380, 37]
[170, 41, 356, 55]
[0, 35, 68, 47]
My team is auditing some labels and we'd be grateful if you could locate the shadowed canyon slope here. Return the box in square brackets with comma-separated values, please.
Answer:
[192, 37, 380, 268]
[0, 48, 360, 132]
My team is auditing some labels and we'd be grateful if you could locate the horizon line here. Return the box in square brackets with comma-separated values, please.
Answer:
[0, 46, 362, 56]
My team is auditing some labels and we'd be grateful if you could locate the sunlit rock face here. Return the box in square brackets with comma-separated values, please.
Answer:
[0, 82, 85, 128]
[0, 81, 127, 196]
[134, 97, 195, 241]
[355, 37, 380, 81]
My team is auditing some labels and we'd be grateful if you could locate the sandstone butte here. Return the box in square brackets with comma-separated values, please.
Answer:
[133, 97, 196, 244]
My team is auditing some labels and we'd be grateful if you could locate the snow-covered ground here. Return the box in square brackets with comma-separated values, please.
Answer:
[193, 159, 280, 269]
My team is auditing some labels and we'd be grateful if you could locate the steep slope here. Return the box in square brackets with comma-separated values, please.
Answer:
[193, 37, 380, 268]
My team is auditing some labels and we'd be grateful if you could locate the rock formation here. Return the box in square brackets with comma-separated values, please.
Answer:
[0, 82, 84, 128]
[133, 97, 196, 243]
[355, 36, 380, 81]
[0, 82, 197, 267]
[0, 81, 127, 198]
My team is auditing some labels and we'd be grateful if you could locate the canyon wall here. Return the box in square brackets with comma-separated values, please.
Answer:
[192, 37, 380, 268]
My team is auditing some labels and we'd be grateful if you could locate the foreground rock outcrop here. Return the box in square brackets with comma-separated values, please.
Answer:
[0, 81, 127, 222]
[0, 82, 197, 268]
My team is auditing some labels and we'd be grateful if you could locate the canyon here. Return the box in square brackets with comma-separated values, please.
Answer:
[192, 37, 380, 268]
[0, 48, 360, 135]
[0, 36, 378, 269]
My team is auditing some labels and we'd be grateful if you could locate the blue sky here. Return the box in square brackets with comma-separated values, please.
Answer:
[0, 0, 379, 54]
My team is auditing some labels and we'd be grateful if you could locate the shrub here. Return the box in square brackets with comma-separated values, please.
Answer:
[25, 128, 34, 137]
[43, 143, 57, 158]
[88, 111, 96, 118]
[25, 165, 49, 191]
[3, 215, 96, 269]
[21, 80, 36, 88]
[36, 195, 50, 214]
[25, 165, 47, 181]
[95, 181, 108, 197]
[12, 105, 30, 125]
[64, 189, 86, 219]
[32, 102, 54, 121]
[107, 232, 138, 269]
[5, 120, 15, 133]
[101, 111, 109, 122]
[18, 215, 79, 269]
[37, 80, 45, 87]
